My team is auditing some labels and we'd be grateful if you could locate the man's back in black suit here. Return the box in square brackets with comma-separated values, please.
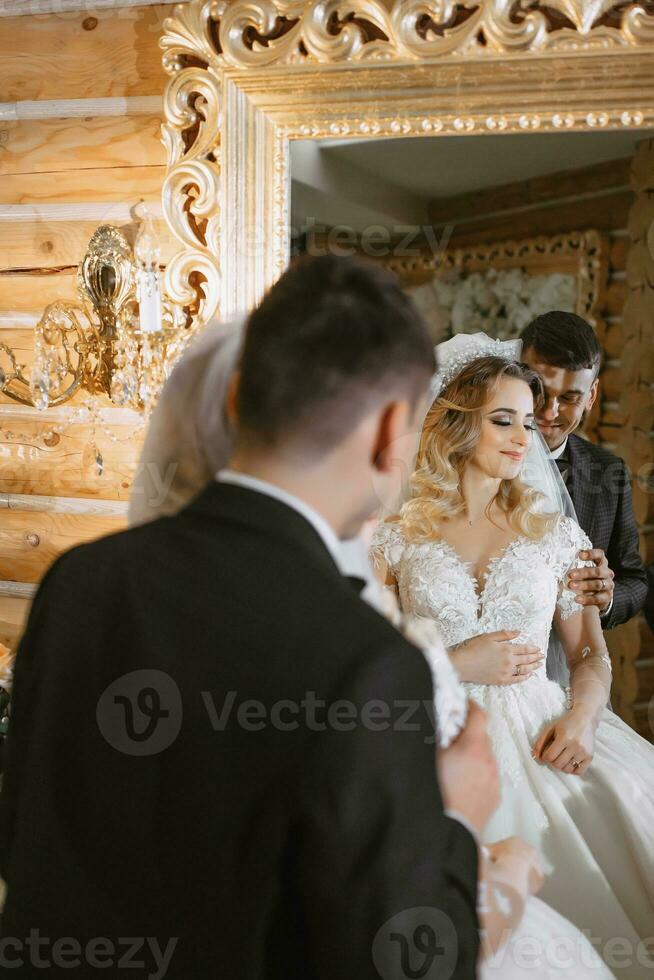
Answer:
[0, 483, 479, 978]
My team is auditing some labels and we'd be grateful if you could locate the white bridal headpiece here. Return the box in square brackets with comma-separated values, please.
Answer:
[430, 333, 522, 401]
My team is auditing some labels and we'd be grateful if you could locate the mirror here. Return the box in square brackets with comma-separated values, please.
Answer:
[288, 127, 654, 727]
[290, 130, 652, 348]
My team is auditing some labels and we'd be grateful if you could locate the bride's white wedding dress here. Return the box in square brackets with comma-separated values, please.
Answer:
[382, 601, 615, 979]
[372, 515, 654, 978]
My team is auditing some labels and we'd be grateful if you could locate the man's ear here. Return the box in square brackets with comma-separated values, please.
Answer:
[586, 378, 599, 413]
[225, 370, 240, 425]
[372, 400, 411, 472]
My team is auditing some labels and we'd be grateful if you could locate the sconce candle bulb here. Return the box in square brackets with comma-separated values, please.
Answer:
[134, 204, 164, 336]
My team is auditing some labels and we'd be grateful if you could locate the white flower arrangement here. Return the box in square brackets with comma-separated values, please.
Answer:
[410, 268, 576, 343]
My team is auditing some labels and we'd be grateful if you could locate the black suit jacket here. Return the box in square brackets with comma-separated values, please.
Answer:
[566, 434, 647, 629]
[0, 482, 479, 979]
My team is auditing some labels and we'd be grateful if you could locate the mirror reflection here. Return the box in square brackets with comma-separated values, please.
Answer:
[292, 129, 650, 344]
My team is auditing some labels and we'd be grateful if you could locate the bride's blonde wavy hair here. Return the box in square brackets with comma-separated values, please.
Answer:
[398, 355, 559, 542]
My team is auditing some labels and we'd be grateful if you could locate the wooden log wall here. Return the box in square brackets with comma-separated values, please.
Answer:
[621, 140, 654, 742]
[0, 3, 175, 649]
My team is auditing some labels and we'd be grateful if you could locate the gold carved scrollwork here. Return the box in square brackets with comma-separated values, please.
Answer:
[547, 1, 616, 34]
[160, 0, 654, 325]
[161, 0, 654, 72]
[622, 3, 654, 44]
[387, 230, 608, 329]
[161, 4, 223, 324]
[161, 0, 224, 73]
[200, 1, 654, 68]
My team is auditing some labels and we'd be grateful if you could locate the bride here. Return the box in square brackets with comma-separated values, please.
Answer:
[371, 337, 654, 975]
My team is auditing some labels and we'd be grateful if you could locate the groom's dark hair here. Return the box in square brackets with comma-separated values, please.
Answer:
[235, 254, 435, 450]
[521, 311, 602, 378]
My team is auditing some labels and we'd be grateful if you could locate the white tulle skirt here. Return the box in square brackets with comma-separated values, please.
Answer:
[465, 674, 654, 979]
[481, 895, 616, 979]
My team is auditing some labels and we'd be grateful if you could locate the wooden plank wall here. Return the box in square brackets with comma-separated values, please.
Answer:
[624, 140, 654, 743]
[0, 4, 176, 647]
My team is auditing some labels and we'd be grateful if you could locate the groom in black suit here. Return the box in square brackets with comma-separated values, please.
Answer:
[522, 311, 647, 635]
[0, 256, 497, 978]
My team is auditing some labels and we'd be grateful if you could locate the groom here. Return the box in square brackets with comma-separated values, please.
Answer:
[0, 256, 497, 978]
[521, 311, 647, 634]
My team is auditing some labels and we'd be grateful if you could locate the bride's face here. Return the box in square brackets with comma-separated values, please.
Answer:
[470, 377, 536, 481]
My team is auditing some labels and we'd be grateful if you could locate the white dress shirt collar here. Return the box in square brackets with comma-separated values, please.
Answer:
[549, 437, 568, 461]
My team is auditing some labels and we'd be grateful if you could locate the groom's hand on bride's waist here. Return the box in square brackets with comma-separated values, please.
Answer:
[567, 548, 615, 614]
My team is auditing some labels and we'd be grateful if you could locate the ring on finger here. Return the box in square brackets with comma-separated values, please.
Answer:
[514, 665, 521, 676]
[571, 758, 581, 769]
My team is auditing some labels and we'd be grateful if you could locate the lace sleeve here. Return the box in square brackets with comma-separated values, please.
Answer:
[414, 623, 468, 749]
[369, 520, 405, 578]
[391, 612, 468, 749]
[554, 516, 595, 621]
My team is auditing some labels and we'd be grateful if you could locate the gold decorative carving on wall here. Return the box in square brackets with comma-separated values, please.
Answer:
[165, 1, 654, 70]
[160, 0, 654, 324]
[387, 230, 608, 329]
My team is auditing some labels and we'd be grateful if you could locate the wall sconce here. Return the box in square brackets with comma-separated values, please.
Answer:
[0, 206, 190, 417]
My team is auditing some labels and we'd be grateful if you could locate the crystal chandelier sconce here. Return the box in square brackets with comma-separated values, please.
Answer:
[0, 206, 188, 416]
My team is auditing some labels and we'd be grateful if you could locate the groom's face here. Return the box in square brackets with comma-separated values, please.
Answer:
[521, 348, 598, 452]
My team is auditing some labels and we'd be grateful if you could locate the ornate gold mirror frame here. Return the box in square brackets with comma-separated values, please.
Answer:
[160, 0, 654, 324]
[388, 229, 608, 320]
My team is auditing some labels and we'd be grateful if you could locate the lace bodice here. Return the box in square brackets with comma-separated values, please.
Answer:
[370, 516, 593, 668]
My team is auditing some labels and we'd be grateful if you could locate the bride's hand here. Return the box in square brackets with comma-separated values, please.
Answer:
[531, 706, 596, 775]
[449, 630, 544, 686]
